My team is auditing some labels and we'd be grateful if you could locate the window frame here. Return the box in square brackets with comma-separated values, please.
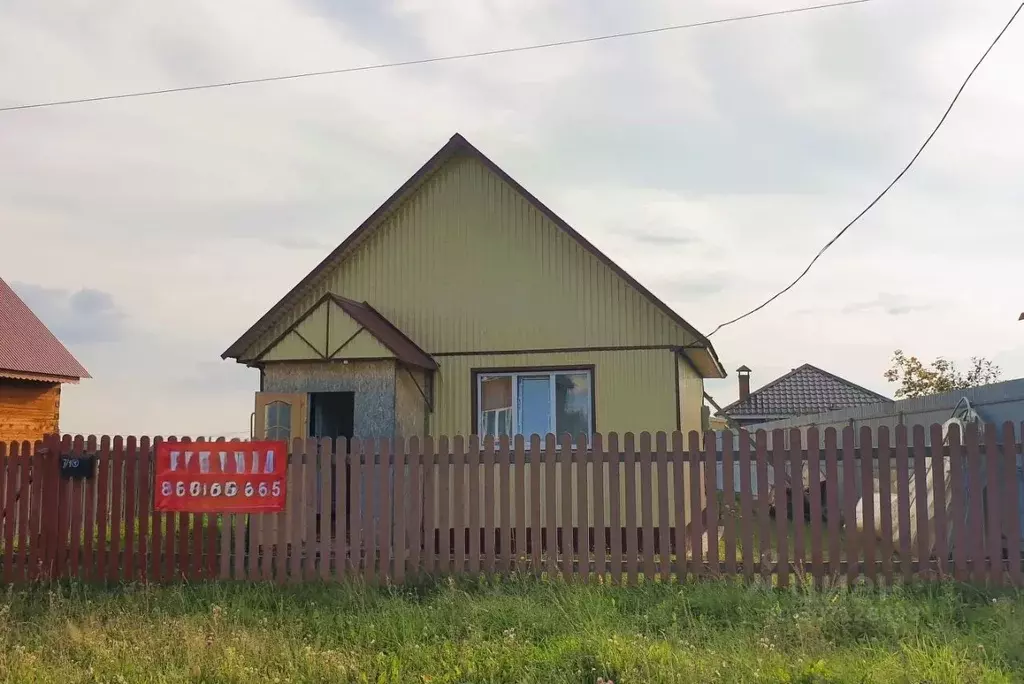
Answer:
[471, 365, 595, 443]
[264, 400, 292, 442]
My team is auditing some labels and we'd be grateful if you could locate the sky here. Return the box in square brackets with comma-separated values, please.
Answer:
[2, 0, 1022, 436]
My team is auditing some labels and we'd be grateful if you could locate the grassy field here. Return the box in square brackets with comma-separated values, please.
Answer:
[0, 578, 1021, 683]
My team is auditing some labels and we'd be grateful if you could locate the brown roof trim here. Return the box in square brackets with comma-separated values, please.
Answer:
[329, 295, 437, 370]
[718, 362, 891, 415]
[221, 133, 724, 377]
[248, 293, 436, 370]
[0, 368, 80, 384]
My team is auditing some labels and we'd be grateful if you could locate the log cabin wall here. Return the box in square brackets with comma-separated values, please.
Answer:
[0, 378, 60, 445]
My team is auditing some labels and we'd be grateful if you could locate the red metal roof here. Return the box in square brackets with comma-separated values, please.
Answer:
[0, 278, 90, 382]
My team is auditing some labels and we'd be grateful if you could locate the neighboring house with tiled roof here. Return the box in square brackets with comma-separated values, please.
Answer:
[1, 277, 90, 444]
[717, 363, 891, 428]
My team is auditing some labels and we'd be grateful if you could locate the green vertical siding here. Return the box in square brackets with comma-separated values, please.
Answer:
[241, 154, 699, 361]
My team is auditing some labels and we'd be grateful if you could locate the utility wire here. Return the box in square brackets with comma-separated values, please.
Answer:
[0, 0, 873, 114]
[707, 1, 1024, 338]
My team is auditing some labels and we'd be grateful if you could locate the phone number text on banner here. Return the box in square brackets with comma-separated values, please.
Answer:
[153, 441, 288, 513]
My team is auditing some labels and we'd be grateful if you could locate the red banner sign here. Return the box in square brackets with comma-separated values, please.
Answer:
[154, 441, 287, 513]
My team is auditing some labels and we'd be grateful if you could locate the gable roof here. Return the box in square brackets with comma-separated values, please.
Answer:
[719, 363, 890, 420]
[221, 133, 724, 378]
[0, 278, 90, 383]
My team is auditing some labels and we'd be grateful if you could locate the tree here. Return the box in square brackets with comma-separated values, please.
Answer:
[884, 349, 1002, 399]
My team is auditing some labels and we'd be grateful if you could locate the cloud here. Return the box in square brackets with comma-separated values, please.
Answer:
[628, 230, 700, 247]
[841, 293, 933, 317]
[835, 290, 933, 317]
[11, 282, 126, 345]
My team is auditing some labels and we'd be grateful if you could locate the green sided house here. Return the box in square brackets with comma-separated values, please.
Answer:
[222, 133, 726, 445]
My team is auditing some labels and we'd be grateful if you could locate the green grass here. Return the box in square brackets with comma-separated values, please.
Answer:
[0, 578, 1021, 683]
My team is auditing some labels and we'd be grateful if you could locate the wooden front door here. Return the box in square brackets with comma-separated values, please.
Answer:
[252, 392, 309, 553]
[253, 392, 308, 443]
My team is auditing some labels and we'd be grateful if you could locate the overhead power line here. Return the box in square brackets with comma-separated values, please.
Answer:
[706, 1, 1024, 338]
[0, 0, 873, 114]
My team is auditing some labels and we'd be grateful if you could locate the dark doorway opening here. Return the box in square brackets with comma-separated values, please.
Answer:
[309, 391, 354, 443]
[309, 391, 355, 537]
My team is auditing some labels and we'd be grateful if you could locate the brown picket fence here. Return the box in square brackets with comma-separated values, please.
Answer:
[1, 424, 1022, 587]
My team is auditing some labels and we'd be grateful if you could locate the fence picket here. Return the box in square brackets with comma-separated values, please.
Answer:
[807, 428, 823, 587]
[560, 434, 574, 581]
[823, 429, 840, 584]
[738, 430, 754, 583]
[28, 440, 45, 582]
[983, 425, 1003, 586]
[623, 433, 638, 585]
[394, 439, 407, 585]
[69, 436, 85, 579]
[481, 436, 495, 576]
[593, 434, 607, 582]
[928, 425, 947, 581]
[406, 438, 420, 580]
[1003, 423, 1022, 586]
[125, 436, 139, 581]
[286, 438, 302, 583]
[304, 437, 319, 581]
[56, 435, 73, 579]
[496, 436, 510, 575]
[318, 438, 332, 580]
[947, 426, 967, 582]
[790, 429, 805, 581]
[1, 443, 12, 585]
[467, 436, 480, 577]
[704, 432, 719, 578]
[895, 426, 913, 582]
[103, 436, 121, 583]
[965, 424, 985, 583]
[544, 434, 558, 578]
[515, 435, 527, 571]
[422, 437, 436, 576]
[27, 440, 42, 578]
[721, 431, 736, 578]
[334, 439, 348, 580]
[438, 436, 452, 577]
[17, 442, 33, 583]
[530, 434, 542, 574]
[608, 433, 623, 586]
[639, 432, 655, 582]
[772, 430, 789, 588]
[689, 431, 705, 580]
[451, 436, 465, 576]
[842, 427, 858, 585]
[860, 427, 876, 586]
[350, 438, 364, 579]
[137, 437, 151, 582]
[755, 431, 771, 583]
[577, 433, 591, 583]
[877, 428, 893, 585]
[151, 437, 168, 582]
[656, 432, 671, 583]
[912, 426, 930, 582]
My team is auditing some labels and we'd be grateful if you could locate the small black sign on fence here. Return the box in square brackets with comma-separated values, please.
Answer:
[60, 454, 96, 479]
